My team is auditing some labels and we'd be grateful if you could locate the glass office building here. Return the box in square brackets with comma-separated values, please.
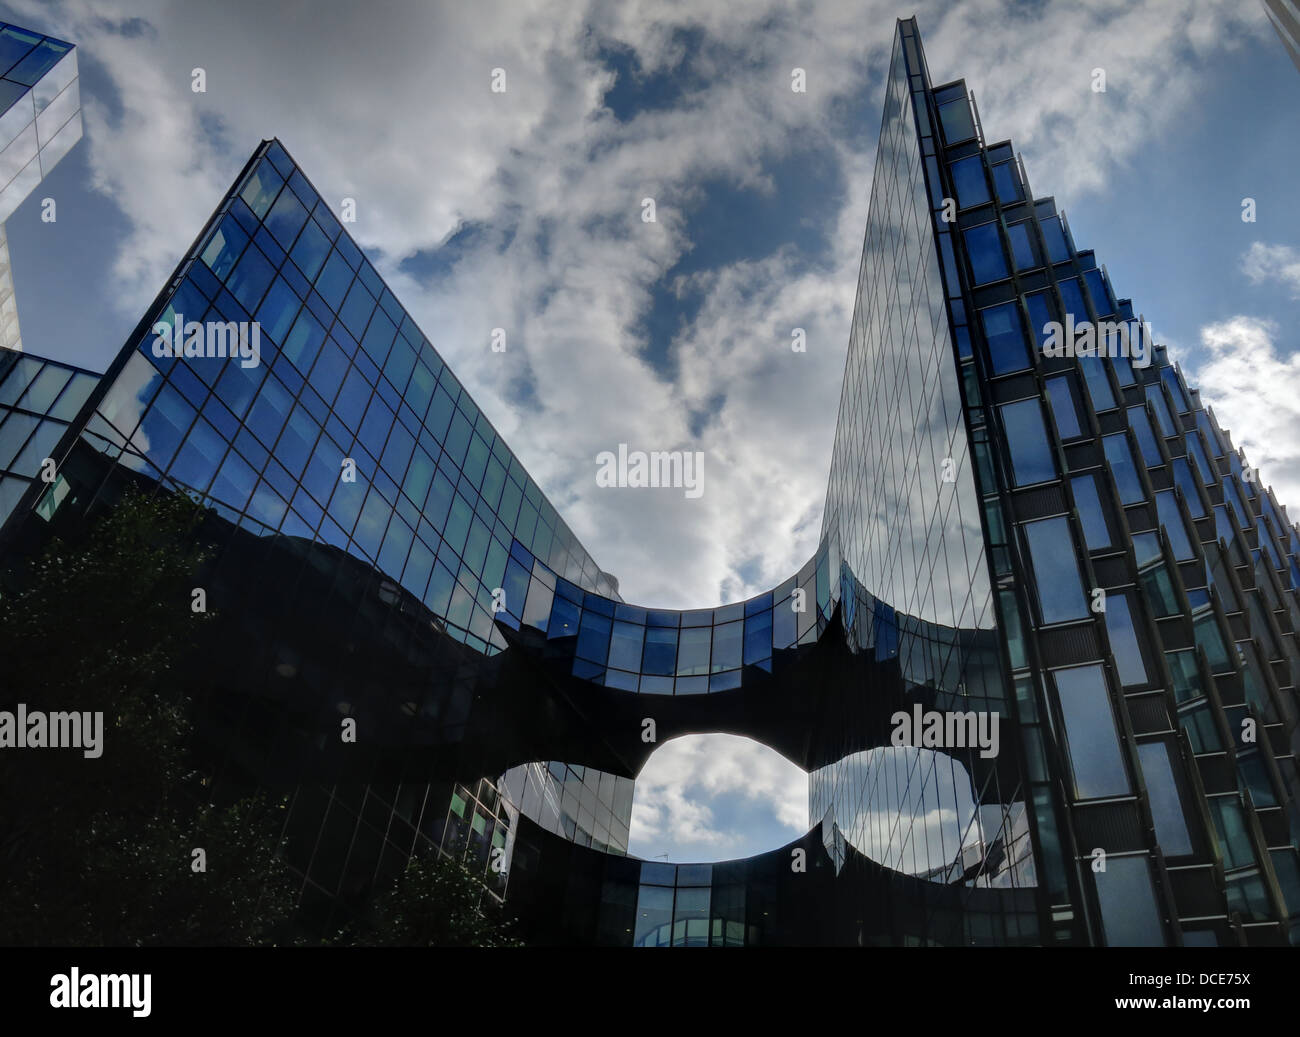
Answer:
[1, 18, 1298, 946]
[0, 21, 82, 352]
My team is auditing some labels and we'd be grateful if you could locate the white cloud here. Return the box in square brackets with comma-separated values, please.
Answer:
[1192, 315, 1300, 512]
[629, 734, 807, 860]
[1241, 242, 1300, 299]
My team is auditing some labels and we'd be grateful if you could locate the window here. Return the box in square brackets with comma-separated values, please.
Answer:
[1053, 663, 1129, 797]
[1171, 458, 1206, 518]
[1144, 384, 1175, 437]
[1023, 292, 1054, 352]
[711, 620, 743, 672]
[965, 223, 1008, 284]
[609, 621, 644, 672]
[1083, 269, 1113, 316]
[1007, 222, 1036, 270]
[1208, 796, 1255, 870]
[1155, 491, 1193, 561]
[1080, 356, 1116, 411]
[980, 303, 1029, 374]
[1058, 277, 1087, 322]
[938, 96, 975, 143]
[1126, 406, 1162, 466]
[992, 161, 1022, 203]
[950, 156, 990, 207]
[1102, 433, 1144, 504]
[1000, 400, 1055, 485]
[1023, 517, 1089, 622]
[1138, 742, 1193, 856]
[643, 626, 678, 675]
[1095, 856, 1164, 946]
[676, 626, 711, 676]
[1071, 474, 1111, 551]
[1104, 592, 1149, 687]
[1045, 375, 1082, 438]
[1040, 215, 1070, 262]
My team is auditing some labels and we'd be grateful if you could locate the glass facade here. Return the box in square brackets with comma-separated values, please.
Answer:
[0, 21, 82, 352]
[903, 12, 1300, 946]
[0, 349, 97, 525]
[1, 16, 1298, 947]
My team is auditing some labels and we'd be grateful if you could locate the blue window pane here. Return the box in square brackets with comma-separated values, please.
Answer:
[7, 38, 70, 86]
[1045, 375, 1081, 438]
[212, 449, 257, 513]
[0, 26, 40, 72]
[1156, 491, 1194, 561]
[950, 156, 989, 207]
[246, 371, 291, 448]
[1000, 399, 1055, 485]
[1024, 291, 1054, 351]
[1161, 367, 1189, 412]
[381, 422, 415, 481]
[168, 417, 226, 494]
[1102, 434, 1143, 504]
[1080, 357, 1116, 411]
[201, 214, 249, 279]
[1071, 474, 1111, 551]
[1008, 222, 1035, 270]
[938, 97, 974, 142]
[358, 396, 394, 459]
[711, 620, 743, 672]
[290, 217, 331, 281]
[1095, 856, 1163, 946]
[339, 280, 376, 340]
[265, 187, 309, 251]
[1084, 269, 1112, 316]
[16, 364, 70, 413]
[1040, 215, 1070, 262]
[576, 610, 611, 664]
[48, 372, 96, 421]
[383, 337, 417, 393]
[1054, 663, 1129, 797]
[240, 161, 282, 220]
[255, 277, 300, 346]
[643, 626, 678, 675]
[281, 308, 326, 375]
[992, 161, 1022, 203]
[965, 223, 1008, 284]
[1105, 593, 1149, 686]
[226, 246, 276, 313]
[1143, 384, 1175, 437]
[1024, 516, 1088, 622]
[1138, 742, 1193, 857]
[1186, 436, 1213, 488]
[980, 302, 1029, 374]
[1058, 277, 1087, 322]
[744, 609, 772, 665]
[1172, 458, 1205, 518]
[677, 626, 711, 676]
[213, 361, 264, 421]
[609, 621, 645, 671]
[1127, 406, 1161, 466]
[315, 248, 353, 309]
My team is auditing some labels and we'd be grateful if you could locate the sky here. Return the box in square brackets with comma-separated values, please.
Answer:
[4, 0, 1299, 863]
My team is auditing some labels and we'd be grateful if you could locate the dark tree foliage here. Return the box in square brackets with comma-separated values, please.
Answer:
[0, 488, 299, 946]
[348, 852, 523, 947]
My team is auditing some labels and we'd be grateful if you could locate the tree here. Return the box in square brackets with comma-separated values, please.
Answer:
[0, 487, 300, 945]
[350, 852, 523, 947]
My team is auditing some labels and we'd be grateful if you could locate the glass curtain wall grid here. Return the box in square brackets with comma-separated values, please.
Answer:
[896, 16, 1300, 947]
[0, 22, 83, 352]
